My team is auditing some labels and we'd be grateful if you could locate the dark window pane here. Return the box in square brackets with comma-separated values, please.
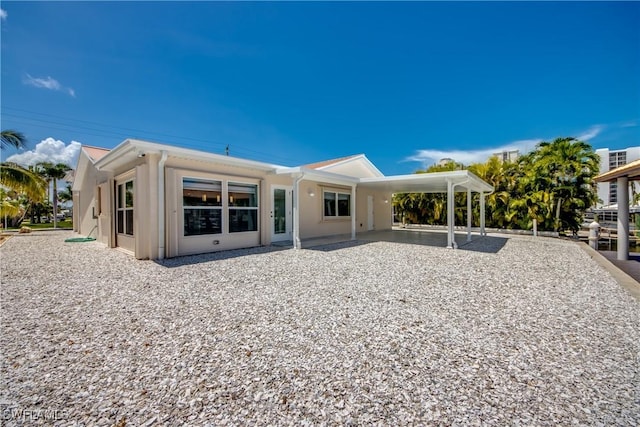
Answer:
[117, 211, 124, 234]
[229, 183, 258, 207]
[229, 209, 257, 232]
[117, 184, 123, 209]
[338, 193, 350, 216]
[183, 179, 222, 207]
[125, 181, 134, 208]
[126, 210, 134, 235]
[184, 209, 222, 236]
[324, 192, 336, 217]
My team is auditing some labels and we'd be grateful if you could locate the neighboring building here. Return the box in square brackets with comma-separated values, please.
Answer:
[71, 139, 493, 259]
[492, 150, 519, 163]
[594, 147, 640, 207]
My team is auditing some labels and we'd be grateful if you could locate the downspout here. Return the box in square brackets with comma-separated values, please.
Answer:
[351, 184, 357, 240]
[158, 150, 168, 259]
[293, 173, 304, 249]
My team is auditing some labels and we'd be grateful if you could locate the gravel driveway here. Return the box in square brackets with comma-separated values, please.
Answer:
[1, 231, 639, 426]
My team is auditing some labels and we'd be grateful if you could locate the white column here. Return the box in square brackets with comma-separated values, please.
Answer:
[480, 192, 486, 236]
[351, 185, 357, 240]
[446, 180, 456, 249]
[617, 176, 629, 261]
[466, 188, 472, 242]
[293, 175, 302, 249]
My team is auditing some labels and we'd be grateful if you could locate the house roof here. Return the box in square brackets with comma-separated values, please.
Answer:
[303, 155, 361, 170]
[89, 138, 493, 194]
[303, 153, 384, 178]
[594, 159, 640, 182]
[82, 145, 111, 162]
[94, 139, 286, 172]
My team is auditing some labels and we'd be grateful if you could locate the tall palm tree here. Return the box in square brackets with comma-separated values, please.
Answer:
[529, 137, 599, 231]
[1, 130, 28, 151]
[36, 162, 71, 228]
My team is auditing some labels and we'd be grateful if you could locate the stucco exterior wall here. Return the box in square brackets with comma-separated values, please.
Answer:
[73, 155, 104, 241]
[298, 181, 392, 239]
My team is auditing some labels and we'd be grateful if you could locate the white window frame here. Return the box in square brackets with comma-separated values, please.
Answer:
[116, 179, 134, 236]
[182, 177, 223, 236]
[228, 181, 259, 233]
[323, 190, 351, 219]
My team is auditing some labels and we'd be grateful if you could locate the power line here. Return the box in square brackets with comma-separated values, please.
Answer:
[1, 106, 307, 165]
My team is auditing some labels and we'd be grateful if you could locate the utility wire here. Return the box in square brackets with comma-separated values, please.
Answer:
[1, 106, 307, 165]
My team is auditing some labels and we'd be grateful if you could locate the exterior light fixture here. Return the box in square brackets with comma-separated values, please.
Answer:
[308, 188, 315, 197]
[384, 198, 389, 204]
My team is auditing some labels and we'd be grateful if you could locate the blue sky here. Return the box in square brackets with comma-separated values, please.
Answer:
[1, 1, 639, 175]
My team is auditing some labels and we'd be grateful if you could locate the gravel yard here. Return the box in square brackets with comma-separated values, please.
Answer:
[1, 231, 639, 426]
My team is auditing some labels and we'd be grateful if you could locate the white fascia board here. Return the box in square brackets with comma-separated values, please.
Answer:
[128, 139, 285, 171]
[275, 166, 360, 186]
[360, 170, 493, 193]
[93, 139, 137, 170]
[95, 138, 286, 173]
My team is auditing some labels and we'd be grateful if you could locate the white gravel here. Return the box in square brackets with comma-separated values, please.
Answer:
[1, 231, 639, 426]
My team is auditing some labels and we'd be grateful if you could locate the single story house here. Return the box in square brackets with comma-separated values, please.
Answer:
[72, 139, 494, 259]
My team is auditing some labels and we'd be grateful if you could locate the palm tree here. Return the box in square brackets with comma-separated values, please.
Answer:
[36, 162, 71, 228]
[1, 130, 28, 150]
[0, 162, 46, 202]
[528, 137, 599, 231]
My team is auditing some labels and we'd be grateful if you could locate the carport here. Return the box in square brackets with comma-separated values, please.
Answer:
[359, 170, 494, 249]
[594, 158, 640, 260]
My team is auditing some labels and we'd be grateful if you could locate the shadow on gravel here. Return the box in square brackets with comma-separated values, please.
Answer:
[304, 240, 373, 252]
[154, 245, 290, 268]
[457, 236, 508, 254]
[155, 232, 509, 267]
[356, 230, 509, 254]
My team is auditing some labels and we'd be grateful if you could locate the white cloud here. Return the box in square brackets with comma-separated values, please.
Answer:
[1, 9, 7, 20]
[23, 74, 76, 97]
[405, 124, 607, 168]
[621, 120, 638, 128]
[576, 125, 604, 141]
[406, 138, 542, 167]
[6, 138, 81, 168]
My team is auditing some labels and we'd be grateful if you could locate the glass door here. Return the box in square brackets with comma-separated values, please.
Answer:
[271, 186, 292, 242]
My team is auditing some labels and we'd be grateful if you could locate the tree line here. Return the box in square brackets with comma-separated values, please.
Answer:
[1, 130, 72, 228]
[393, 137, 600, 233]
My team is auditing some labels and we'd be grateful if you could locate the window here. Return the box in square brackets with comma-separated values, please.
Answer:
[324, 190, 351, 218]
[609, 182, 618, 204]
[116, 180, 134, 236]
[183, 178, 222, 236]
[609, 151, 626, 170]
[229, 182, 258, 232]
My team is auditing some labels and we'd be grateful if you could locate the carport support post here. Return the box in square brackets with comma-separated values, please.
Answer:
[467, 188, 472, 242]
[617, 176, 629, 261]
[446, 179, 457, 249]
[480, 192, 486, 236]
